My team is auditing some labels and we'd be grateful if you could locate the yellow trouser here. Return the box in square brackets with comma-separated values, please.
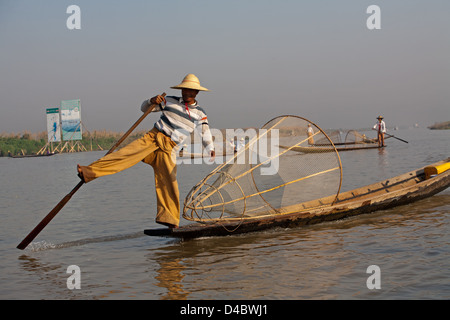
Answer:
[79, 127, 180, 227]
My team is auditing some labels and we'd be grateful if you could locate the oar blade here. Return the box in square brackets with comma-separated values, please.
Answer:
[16, 181, 84, 250]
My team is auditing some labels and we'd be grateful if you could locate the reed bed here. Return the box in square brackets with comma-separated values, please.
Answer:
[0, 130, 148, 157]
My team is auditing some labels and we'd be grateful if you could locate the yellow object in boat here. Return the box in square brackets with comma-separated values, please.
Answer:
[424, 162, 450, 179]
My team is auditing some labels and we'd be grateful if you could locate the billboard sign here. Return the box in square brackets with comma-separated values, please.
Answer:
[46, 108, 61, 142]
[61, 99, 82, 141]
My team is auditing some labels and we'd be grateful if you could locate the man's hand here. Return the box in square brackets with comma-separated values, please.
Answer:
[149, 95, 166, 105]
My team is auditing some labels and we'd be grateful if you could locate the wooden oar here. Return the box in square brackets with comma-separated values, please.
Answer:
[385, 133, 408, 143]
[17, 93, 166, 250]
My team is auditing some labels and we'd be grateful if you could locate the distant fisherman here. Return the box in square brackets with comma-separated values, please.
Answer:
[373, 115, 386, 147]
[77, 74, 215, 229]
[307, 124, 314, 145]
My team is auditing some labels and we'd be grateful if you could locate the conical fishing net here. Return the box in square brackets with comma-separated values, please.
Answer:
[183, 116, 343, 224]
[344, 130, 376, 144]
[314, 129, 342, 145]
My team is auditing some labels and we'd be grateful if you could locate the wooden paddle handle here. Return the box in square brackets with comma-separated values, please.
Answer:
[106, 93, 166, 155]
[385, 133, 408, 143]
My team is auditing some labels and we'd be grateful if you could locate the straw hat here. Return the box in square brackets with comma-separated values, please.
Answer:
[171, 74, 209, 91]
[377, 115, 384, 119]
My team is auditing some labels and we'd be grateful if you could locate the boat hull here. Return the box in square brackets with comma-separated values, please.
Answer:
[10, 153, 55, 158]
[144, 158, 450, 239]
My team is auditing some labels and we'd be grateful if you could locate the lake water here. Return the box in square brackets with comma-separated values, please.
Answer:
[1, 127, 449, 300]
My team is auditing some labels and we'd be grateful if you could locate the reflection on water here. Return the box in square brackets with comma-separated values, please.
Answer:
[1, 128, 449, 299]
[144, 192, 449, 300]
[152, 248, 189, 300]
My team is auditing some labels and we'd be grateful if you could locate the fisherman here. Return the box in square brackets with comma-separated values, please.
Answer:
[373, 115, 386, 147]
[77, 74, 215, 229]
[229, 138, 236, 153]
[307, 124, 314, 145]
[236, 137, 245, 152]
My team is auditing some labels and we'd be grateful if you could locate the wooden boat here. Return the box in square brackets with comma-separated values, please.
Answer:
[313, 141, 375, 146]
[145, 158, 450, 239]
[178, 152, 233, 159]
[9, 153, 55, 158]
[280, 144, 384, 153]
[179, 152, 226, 158]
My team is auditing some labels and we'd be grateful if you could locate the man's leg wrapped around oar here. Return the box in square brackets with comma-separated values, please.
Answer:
[78, 127, 180, 228]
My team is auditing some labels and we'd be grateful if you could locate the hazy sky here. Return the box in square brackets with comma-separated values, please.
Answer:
[1, 0, 449, 134]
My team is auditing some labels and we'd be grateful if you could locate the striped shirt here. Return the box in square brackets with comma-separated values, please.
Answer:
[141, 96, 214, 151]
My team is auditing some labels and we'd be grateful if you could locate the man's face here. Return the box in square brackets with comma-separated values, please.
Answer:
[182, 88, 199, 103]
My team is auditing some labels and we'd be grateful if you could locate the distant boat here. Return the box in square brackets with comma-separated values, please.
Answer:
[10, 153, 55, 159]
[279, 144, 384, 153]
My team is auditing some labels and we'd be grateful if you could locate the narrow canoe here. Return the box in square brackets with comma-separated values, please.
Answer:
[9, 153, 55, 158]
[144, 158, 450, 239]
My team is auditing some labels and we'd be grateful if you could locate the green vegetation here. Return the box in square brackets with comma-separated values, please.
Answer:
[428, 121, 450, 130]
[0, 130, 147, 157]
[0, 133, 46, 157]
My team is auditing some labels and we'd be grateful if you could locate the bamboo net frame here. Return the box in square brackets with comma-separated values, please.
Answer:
[183, 116, 343, 225]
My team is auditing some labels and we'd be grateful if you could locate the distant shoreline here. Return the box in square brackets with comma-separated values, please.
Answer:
[428, 121, 450, 130]
[0, 130, 144, 157]
[2, 123, 448, 157]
